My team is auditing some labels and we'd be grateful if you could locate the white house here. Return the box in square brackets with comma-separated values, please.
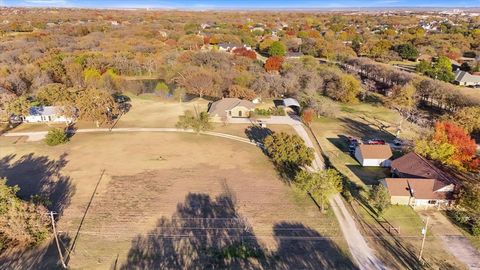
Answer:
[355, 144, 393, 167]
[24, 106, 72, 123]
[454, 70, 480, 87]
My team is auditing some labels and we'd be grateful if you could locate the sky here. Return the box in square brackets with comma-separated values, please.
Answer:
[3, 0, 480, 9]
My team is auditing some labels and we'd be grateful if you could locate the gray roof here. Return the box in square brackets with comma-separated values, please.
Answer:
[208, 98, 255, 118]
[283, 98, 300, 108]
[28, 106, 60, 116]
[455, 70, 480, 83]
[218, 43, 243, 49]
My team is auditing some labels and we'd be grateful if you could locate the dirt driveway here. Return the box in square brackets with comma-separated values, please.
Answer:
[418, 210, 480, 270]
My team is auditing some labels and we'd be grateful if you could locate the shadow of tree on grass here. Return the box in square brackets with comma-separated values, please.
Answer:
[0, 153, 75, 217]
[120, 193, 357, 270]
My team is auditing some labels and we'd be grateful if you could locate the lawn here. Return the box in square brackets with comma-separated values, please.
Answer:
[0, 132, 349, 269]
[353, 203, 468, 270]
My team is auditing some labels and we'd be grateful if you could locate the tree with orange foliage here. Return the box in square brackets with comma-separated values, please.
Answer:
[265, 56, 284, 72]
[415, 121, 479, 171]
[301, 108, 315, 127]
[232, 47, 257, 60]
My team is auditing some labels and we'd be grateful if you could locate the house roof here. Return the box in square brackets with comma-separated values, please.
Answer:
[218, 43, 243, 49]
[28, 106, 60, 116]
[283, 98, 300, 108]
[383, 178, 454, 200]
[357, 144, 392, 160]
[454, 70, 480, 83]
[391, 152, 456, 185]
[208, 98, 255, 118]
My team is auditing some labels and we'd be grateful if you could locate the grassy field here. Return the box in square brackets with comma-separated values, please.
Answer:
[309, 102, 410, 187]
[353, 203, 467, 269]
[0, 131, 350, 269]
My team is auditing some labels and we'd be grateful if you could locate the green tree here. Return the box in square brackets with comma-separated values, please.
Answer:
[369, 184, 391, 215]
[155, 82, 170, 96]
[449, 107, 480, 134]
[395, 43, 419, 60]
[0, 178, 50, 250]
[295, 169, 343, 212]
[7, 95, 30, 116]
[268, 41, 286, 57]
[45, 128, 69, 146]
[75, 88, 119, 127]
[416, 60, 432, 74]
[457, 184, 480, 214]
[83, 67, 102, 86]
[433, 56, 455, 82]
[264, 132, 314, 176]
[176, 109, 212, 134]
[36, 83, 72, 106]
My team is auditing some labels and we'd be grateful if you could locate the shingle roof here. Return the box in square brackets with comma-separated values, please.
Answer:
[357, 144, 392, 159]
[391, 152, 456, 185]
[283, 98, 300, 108]
[208, 98, 255, 118]
[384, 178, 454, 200]
[454, 70, 480, 83]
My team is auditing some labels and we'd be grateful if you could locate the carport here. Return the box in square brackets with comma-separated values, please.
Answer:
[282, 98, 301, 114]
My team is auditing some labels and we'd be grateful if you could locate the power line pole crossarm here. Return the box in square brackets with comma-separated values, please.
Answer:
[49, 211, 67, 269]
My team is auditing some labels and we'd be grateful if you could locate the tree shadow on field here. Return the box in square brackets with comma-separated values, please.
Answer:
[271, 222, 357, 270]
[338, 117, 395, 141]
[0, 234, 71, 270]
[120, 193, 357, 270]
[245, 125, 273, 146]
[0, 153, 75, 217]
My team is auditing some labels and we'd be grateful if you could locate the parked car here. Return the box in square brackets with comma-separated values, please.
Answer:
[367, 138, 386, 145]
[393, 138, 403, 146]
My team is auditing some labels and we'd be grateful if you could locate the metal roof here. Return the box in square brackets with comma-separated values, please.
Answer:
[283, 98, 300, 108]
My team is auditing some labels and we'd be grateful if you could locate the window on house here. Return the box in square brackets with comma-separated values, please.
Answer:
[428, 200, 437, 204]
[239, 111, 242, 117]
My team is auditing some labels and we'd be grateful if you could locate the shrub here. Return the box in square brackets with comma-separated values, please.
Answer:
[45, 128, 69, 146]
[472, 222, 480, 237]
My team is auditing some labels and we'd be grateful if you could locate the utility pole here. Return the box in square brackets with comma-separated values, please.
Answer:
[49, 211, 67, 269]
[418, 216, 429, 262]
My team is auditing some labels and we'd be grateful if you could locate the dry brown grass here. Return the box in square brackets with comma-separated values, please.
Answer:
[0, 132, 346, 269]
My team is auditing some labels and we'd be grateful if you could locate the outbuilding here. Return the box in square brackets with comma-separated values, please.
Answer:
[354, 144, 392, 167]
